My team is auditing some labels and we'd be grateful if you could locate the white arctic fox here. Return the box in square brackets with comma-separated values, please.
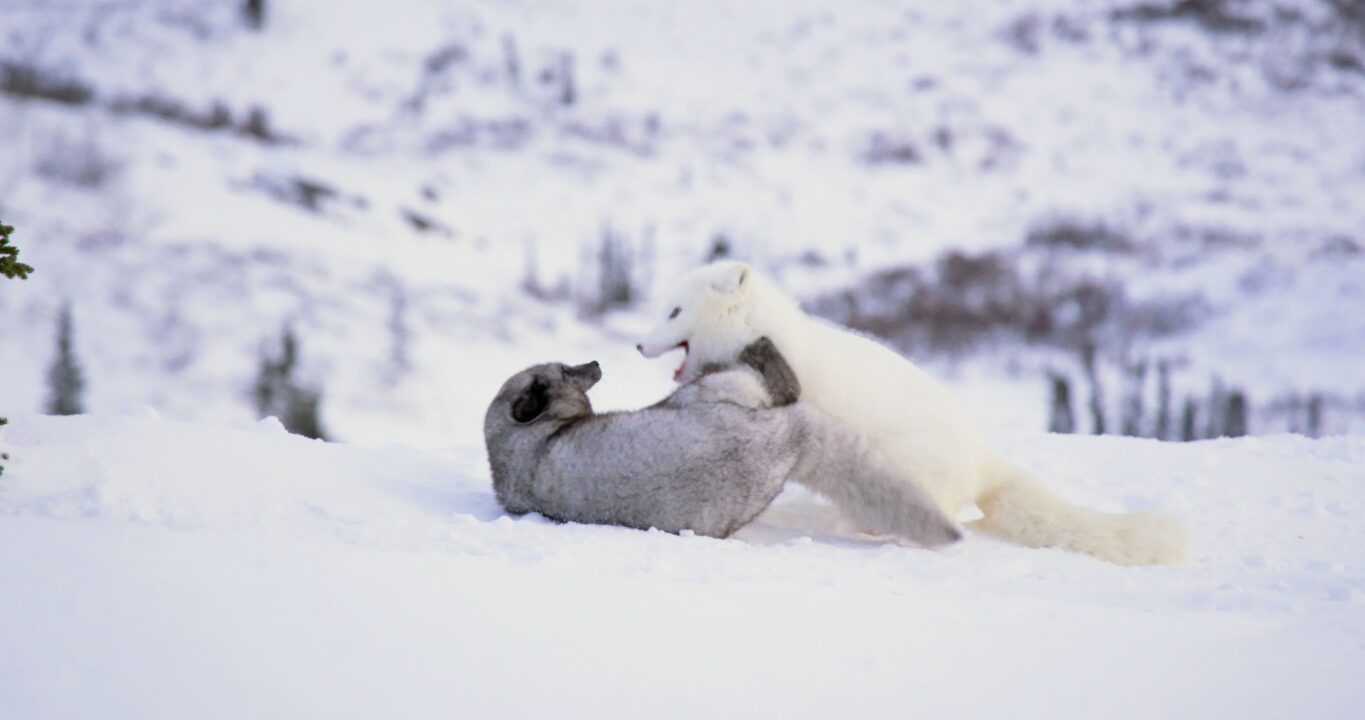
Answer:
[637, 261, 1188, 565]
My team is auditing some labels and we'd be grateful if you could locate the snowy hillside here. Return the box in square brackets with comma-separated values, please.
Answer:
[2, 0, 1364, 443]
[2, 412, 1363, 718]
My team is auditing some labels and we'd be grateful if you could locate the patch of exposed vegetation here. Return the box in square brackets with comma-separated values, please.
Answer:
[1025, 217, 1136, 253]
[2, 61, 288, 143]
[0, 62, 94, 105]
[808, 244, 1203, 358]
[1112, 0, 1265, 35]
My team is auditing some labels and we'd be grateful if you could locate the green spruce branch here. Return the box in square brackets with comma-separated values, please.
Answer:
[1, 222, 35, 280]
[2, 221, 34, 436]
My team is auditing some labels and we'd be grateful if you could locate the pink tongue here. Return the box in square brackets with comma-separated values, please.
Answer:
[672, 342, 689, 380]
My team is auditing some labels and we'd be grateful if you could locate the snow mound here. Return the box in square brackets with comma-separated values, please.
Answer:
[1, 414, 1363, 718]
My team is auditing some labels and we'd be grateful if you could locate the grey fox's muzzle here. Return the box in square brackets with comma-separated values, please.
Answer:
[565, 361, 601, 390]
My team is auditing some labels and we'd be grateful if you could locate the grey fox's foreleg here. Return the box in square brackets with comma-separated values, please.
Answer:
[739, 337, 801, 406]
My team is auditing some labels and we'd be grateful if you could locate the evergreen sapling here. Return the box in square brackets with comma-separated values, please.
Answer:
[0, 220, 33, 463]
[252, 326, 327, 440]
[0, 222, 34, 280]
[46, 304, 87, 415]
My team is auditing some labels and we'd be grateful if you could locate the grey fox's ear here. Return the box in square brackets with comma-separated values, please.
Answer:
[710, 262, 750, 295]
[511, 379, 550, 423]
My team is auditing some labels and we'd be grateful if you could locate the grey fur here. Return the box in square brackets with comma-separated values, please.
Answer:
[484, 338, 962, 545]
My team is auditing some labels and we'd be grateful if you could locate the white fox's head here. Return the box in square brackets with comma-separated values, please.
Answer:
[637, 260, 761, 382]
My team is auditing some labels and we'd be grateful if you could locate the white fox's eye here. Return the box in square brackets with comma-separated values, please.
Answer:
[668, 306, 681, 320]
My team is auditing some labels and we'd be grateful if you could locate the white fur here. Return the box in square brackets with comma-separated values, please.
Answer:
[639, 261, 1189, 565]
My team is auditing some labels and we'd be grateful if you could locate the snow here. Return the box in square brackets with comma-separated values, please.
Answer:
[3, 412, 1363, 718]
[3, 2, 1364, 714]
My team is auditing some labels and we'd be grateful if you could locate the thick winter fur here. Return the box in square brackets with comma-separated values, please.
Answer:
[485, 338, 961, 545]
[638, 261, 1189, 565]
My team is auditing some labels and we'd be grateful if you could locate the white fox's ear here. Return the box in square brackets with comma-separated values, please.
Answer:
[710, 263, 750, 295]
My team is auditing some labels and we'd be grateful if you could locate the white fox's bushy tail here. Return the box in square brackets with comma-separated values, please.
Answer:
[971, 457, 1188, 566]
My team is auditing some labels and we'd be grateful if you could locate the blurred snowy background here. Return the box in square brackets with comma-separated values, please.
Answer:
[2, 0, 1364, 446]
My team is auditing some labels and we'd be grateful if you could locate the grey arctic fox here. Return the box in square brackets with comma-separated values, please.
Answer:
[484, 337, 962, 544]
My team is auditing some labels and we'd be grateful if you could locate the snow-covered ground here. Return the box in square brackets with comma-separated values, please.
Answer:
[2, 412, 1363, 718]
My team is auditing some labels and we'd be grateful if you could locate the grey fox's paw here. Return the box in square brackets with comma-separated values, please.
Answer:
[740, 337, 800, 406]
[739, 337, 779, 369]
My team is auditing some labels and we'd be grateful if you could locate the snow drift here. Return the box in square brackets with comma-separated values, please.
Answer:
[1, 412, 1362, 718]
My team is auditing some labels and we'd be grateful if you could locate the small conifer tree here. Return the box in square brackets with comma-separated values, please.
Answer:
[583, 226, 636, 317]
[1153, 360, 1172, 440]
[597, 228, 633, 313]
[1, 221, 33, 470]
[1180, 397, 1199, 442]
[1286, 394, 1304, 435]
[1306, 394, 1324, 438]
[45, 304, 86, 415]
[1224, 390, 1248, 438]
[1080, 342, 1106, 435]
[1, 222, 34, 280]
[252, 326, 328, 440]
[705, 234, 732, 262]
[243, 0, 265, 30]
[1119, 359, 1148, 437]
[502, 34, 521, 86]
[1047, 372, 1075, 434]
[1205, 378, 1226, 439]
[558, 51, 576, 106]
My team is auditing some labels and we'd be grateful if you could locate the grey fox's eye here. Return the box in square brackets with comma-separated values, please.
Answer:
[668, 306, 681, 320]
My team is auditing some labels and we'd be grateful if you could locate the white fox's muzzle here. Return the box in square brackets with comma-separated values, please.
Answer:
[638, 339, 691, 381]
[637, 338, 680, 358]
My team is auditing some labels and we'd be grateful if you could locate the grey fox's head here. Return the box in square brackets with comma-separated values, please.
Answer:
[484, 360, 603, 512]
[490, 361, 602, 426]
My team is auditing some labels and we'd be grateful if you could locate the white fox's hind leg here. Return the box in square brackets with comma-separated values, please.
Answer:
[791, 409, 963, 548]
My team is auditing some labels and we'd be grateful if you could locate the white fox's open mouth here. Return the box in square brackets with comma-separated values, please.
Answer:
[673, 341, 689, 381]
